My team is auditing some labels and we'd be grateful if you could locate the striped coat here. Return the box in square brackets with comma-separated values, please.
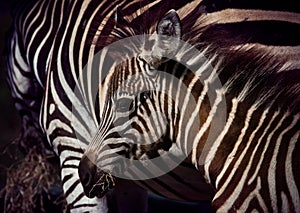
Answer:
[6, 0, 300, 212]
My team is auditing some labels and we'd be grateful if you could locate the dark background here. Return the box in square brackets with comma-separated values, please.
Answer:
[0, 1, 23, 212]
[0, 0, 21, 187]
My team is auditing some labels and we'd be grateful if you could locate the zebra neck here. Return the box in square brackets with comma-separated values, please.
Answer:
[198, 98, 298, 192]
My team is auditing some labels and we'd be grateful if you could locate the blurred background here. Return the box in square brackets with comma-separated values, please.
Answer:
[0, 0, 21, 189]
[0, 1, 22, 212]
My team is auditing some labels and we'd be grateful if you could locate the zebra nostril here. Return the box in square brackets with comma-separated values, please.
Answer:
[79, 155, 116, 198]
[78, 155, 97, 191]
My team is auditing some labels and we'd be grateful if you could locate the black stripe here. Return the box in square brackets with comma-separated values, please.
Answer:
[64, 179, 81, 198]
[48, 128, 75, 142]
[149, 178, 189, 200]
[62, 173, 73, 185]
[57, 144, 84, 156]
[127, 161, 189, 200]
[62, 164, 79, 169]
[167, 170, 202, 193]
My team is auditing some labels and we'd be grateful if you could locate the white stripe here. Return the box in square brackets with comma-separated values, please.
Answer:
[68, 0, 90, 95]
[123, 0, 161, 23]
[192, 89, 224, 170]
[41, 67, 52, 141]
[285, 130, 300, 211]
[183, 59, 216, 155]
[204, 97, 238, 183]
[237, 177, 268, 213]
[56, 1, 79, 89]
[10, 43, 31, 96]
[97, 147, 126, 167]
[147, 100, 165, 139]
[49, 72, 92, 141]
[13, 32, 30, 72]
[155, 94, 168, 138]
[61, 168, 107, 213]
[44, 0, 61, 90]
[48, 119, 73, 134]
[32, 1, 54, 88]
[56, 59, 97, 132]
[23, 1, 43, 41]
[217, 106, 269, 185]
[166, 65, 177, 140]
[173, 74, 184, 140]
[52, 136, 87, 156]
[176, 61, 214, 154]
[268, 113, 297, 212]
[187, 70, 215, 166]
[281, 192, 289, 213]
[69, 0, 91, 95]
[78, 2, 104, 124]
[177, 0, 203, 20]
[87, 0, 126, 118]
[26, 0, 47, 61]
[188, 78, 209, 160]
[216, 111, 283, 212]
[216, 105, 257, 187]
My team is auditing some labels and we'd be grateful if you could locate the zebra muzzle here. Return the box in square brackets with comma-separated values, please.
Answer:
[79, 155, 116, 198]
[88, 170, 116, 198]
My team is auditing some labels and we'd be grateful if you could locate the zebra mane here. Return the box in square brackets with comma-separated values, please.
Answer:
[88, 0, 203, 48]
[89, 1, 300, 113]
[182, 11, 300, 113]
[184, 25, 300, 111]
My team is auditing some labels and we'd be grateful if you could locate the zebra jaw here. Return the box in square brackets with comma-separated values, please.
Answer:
[89, 171, 116, 198]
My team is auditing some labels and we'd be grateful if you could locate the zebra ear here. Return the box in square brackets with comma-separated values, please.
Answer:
[112, 7, 135, 38]
[148, 10, 181, 65]
[156, 9, 181, 38]
[114, 7, 129, 27]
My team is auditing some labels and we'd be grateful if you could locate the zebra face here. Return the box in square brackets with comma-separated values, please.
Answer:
[80, 64, 179, 198]
[79, 9, 183, 198]
[95, 63, 175, 161]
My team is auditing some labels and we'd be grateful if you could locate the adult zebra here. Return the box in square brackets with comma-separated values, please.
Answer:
[77, 1, 300, 213]
[6, 0, 216, 212]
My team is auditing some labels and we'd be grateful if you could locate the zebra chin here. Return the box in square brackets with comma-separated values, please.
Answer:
[78, 155, 116, 198]
[88, 171, 116, 198]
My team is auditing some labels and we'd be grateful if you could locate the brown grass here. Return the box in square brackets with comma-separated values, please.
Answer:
[0, 140, 67, 213]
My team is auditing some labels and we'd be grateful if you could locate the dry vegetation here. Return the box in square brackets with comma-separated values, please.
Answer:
[0, 139, 67, 213]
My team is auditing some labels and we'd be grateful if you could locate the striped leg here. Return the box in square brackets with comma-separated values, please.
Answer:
[6, 29, 45, 152]
[40, 73, 109, 212]
[59, 148, 108, 212]
[7, 26, 108, 212]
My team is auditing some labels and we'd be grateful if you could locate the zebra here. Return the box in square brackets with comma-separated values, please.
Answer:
[78, 2, 300, 213]
[7, 0, 297, 212]
[6, 0, 219, 212]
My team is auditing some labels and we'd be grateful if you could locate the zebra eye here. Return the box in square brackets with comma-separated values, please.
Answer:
[139, 91, 151, 103]
[115, 97, 133, 112]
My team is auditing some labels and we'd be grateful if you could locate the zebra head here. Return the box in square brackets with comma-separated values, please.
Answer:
[79, 9, 188, 198]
